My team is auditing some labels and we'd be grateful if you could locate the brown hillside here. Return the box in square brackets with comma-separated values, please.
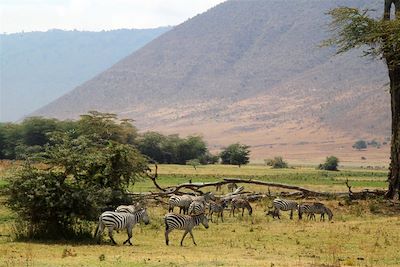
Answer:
[32, 0, 390, 163]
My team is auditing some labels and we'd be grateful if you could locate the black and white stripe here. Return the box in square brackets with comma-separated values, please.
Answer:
[95, 208, 150, 245]
[299, 202, 333, 221]
[115, 203, 141, 214]
[188, 200, 206, 215]
[230, 198, 252, 217]
[164, 213, 209, 246]
[269, 198, 298, 219]
[168, 194, 193, 214]
[208, 200, 228, 223]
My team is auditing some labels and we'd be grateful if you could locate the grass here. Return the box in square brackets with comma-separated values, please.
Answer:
[0, 163, 399, 266]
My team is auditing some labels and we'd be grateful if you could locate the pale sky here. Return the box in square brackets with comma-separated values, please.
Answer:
[0, 0, 226, 33]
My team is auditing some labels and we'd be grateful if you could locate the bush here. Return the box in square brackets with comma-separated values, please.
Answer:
[352, 140, 367, 150]
[220, 143, 250, 167]
[265, 157, 288, 168]
[318, 156, 339, 171]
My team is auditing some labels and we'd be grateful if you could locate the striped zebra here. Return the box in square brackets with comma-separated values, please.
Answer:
[95, 208, 150, 245]
[300, 202, 333, 221]
[268, 198, 298, 219]
[208, 199, 228, 223]
[188, 200, 206, 215]
[297, 203, 316, 220]
[168, 194, 193, 214]
[230, 198, 252, 217]
[164, 213, 209, 246]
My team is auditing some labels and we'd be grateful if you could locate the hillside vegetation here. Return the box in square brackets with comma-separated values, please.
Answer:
[31, 0, 390, 162]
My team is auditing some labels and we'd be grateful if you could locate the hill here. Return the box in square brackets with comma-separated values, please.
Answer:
[0, 27, 171, 122]
[32, 0, 390, 163]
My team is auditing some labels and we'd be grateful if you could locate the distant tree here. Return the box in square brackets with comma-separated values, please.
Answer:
[186, 159, 201, 170]
[318, 156, 339, 171]
[220, 143, 250, 167]
[324, 0, 400, 198]
[352, 140, 367, 150]
[265, 156, 288, 168]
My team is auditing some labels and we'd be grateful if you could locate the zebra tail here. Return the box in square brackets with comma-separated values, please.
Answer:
[164, 217, 169, 231]
[94, 223, 100, 238]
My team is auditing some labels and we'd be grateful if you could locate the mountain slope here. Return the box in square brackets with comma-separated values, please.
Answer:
[0, 27, 171, 122]
[32, 0, 390, 161]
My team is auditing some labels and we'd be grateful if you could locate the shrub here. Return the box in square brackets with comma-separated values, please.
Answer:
[318, 156, 339, 171]
[352, 140, 367, 150]
[220, 143, 250, 167]
[265, 157, 288, 168]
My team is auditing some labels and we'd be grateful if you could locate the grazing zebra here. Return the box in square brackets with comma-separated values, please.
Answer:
[188, 200, 206, 215]
[297, 203, 316, 220]
[168, 194, 193, 214]
[268, 198, 298, 219]
[164, 213, 209, 246]
[208, 199, 228, 223]
[230, 198, 252, 217]
[308, 203, 333, 221]
[227, 183, 238, 192]
[192, 192, 216, 203]
[95, 208, 150, 245]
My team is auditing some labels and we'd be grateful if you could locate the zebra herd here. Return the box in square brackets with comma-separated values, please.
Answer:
[95, 195, 333, 246]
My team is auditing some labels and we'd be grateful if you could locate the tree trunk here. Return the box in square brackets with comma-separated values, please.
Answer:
[386, 66, 400, 199]
[384, 0, 400, 199]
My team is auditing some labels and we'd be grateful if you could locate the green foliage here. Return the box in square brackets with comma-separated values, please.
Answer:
[186, 159, 201, 170]
[137, 132, 211, 164]
[5, 112, 150, 240]
[265, 156, 289, 169]
[324, 7, 400, 67]
[318, 156, 339, 171]
[220, 143, 250, 167]
[353, 140, 367, 150]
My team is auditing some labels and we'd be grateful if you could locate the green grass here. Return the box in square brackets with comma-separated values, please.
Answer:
[0, 163, 399, 266]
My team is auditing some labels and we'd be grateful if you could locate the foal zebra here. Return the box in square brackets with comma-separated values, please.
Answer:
[164, 213, 209, 246]
[267, 198, 298, 219]
[299, 202, 333, 221]
[230, 198, 252, 217]
[95, 208, 150, 245]
[208, 199, 228, 223]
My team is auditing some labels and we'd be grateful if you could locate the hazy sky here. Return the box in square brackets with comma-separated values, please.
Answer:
[0, 0, 226, 33]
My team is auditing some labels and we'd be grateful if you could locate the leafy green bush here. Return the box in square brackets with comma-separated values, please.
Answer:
[318, 156, 339, 171]
[220, 143, 250, 167]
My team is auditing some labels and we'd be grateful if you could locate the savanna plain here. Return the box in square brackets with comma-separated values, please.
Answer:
[0, 162, 399, 267]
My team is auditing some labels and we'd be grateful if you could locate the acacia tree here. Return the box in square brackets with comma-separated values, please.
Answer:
[325, 0, 400, 199]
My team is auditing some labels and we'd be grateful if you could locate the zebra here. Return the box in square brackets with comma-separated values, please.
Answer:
[168, 194, 193, 214]
[297, 203, 316, 220]
[208, 199, 228, 223]
[95, 208, 150, 245]
[267, 198, 298, 219]
[227, 183, 238, 192]
[164, 213, 209, 246]
[306, 203, 333, 221]
[230, 198, 252, 217]
[192, 192, 216, 203]
[188, 200, 206, 215]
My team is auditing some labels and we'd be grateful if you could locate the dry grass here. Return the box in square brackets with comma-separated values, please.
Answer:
[0, 163, 399, 266]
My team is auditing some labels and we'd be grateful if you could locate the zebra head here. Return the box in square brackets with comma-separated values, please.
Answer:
[138, 208, 150, 225]
[204, 192, 216, 202]
[326, 207, 333, 221]
[200, 214, 209, 229]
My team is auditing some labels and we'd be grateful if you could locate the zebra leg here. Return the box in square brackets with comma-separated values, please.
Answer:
[209, 211, 213, 222]
[95, 222, 104, 244]
[220, 211, 224, 223]
[165, 229, 171, 246]
[189, 230, 197, 246]
[108, 228, 117, 245]
[180, 230, 189, 246]
[242, 208, 245, 217]
[169, 206, 173, 213]
[290, 209, 293, 220]
[123, 227, 133, 245]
